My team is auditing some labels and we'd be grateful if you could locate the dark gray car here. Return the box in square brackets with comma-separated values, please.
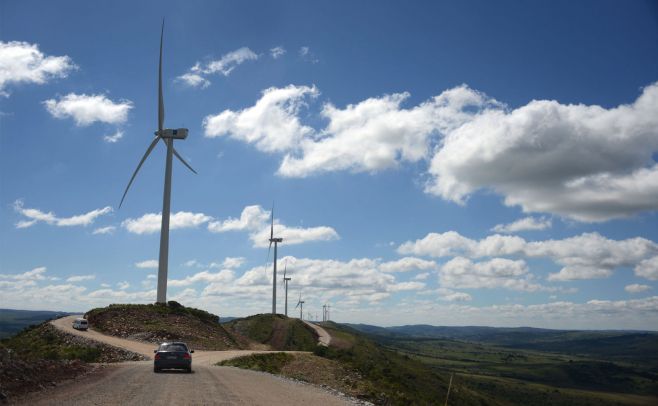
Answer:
[153, 342, 194, 373]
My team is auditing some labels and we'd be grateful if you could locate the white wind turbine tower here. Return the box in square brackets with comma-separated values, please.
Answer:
[282, 259, 291, 317]
[266, 204, 283, 314]
[295, 292, 305, 320]
[119, 20, 196, 304]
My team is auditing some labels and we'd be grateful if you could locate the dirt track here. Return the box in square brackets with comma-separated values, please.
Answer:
[15, 316, 351, 405]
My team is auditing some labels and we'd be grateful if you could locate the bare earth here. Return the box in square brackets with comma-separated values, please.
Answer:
[16, 316, 350, 405]
[303, 321, 332, 346]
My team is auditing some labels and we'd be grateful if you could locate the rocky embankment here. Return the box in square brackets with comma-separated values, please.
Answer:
[0, 321, 144, 403]
[85, 302, 247, 350]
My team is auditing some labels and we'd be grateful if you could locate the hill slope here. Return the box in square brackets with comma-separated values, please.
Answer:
[85, 302, 245, 350]
[224, 314, 318, 351]
[0, 309, 73, 339]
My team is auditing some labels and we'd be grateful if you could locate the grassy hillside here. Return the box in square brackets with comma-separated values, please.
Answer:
[85, 301, 245, 350]
[0, 309, 73, 339]
[347, 323, 658, 368]
[224, 314, 318, 351]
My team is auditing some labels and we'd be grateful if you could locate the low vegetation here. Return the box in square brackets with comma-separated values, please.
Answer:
[85, 301, 245, 350]
[0, 319, 143, 402]
[224, 313, 318, 351]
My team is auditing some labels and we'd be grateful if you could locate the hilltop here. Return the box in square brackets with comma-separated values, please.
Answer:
[85, 302, 247, 350]
[223, 314, 318, 351]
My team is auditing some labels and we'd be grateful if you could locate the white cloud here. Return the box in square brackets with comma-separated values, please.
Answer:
[117, 281, 130, 290]
[440, 257, 543, 292]
[0, 41, 77, 96]
[204, 85, 319, 153]
[625, 284, 652, 293]
[66, 275, 95, 282]
[299, 46, 310, 56]
[14, 200, 112, 228]
[92, 226, 116, 235]
[208, 82, 658, 221]
[379, 257, 437, 273]
[177, 47, 258, 88]
[208, 204, 339, 247]
[491, 217, 552, 234]
[414, 272, 430, 280]
[103, 130, 124, 143]
[135, 260, 158, 269]
[222, 257, 245, 269]
[399, 231, 658, 281]
[270, 46, 286, 59]
[426, 83, 658, 222]
[437, 288, 473, 302]
[207, 205, 268, 232]
[249, 224, 339, 248]
[122, 211, 212, 234]
[168, 269, 235, 287]
[635, 256, 658, 280]
[43, 93, 133, 126]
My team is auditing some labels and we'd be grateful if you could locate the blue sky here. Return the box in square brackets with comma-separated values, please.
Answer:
[1, 0, 658, 329]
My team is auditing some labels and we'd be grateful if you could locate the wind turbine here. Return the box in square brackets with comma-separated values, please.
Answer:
[266, 204, 283, 314]
[282, 260, 291, 317]
[295, 292, 305, 320]
[119, 20, 196, 304]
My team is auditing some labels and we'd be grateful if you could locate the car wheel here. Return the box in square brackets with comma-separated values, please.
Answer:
[154, 367, 160, 373]
[187, 367, 192, 373]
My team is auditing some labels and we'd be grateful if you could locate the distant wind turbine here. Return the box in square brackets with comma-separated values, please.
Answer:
[295, 292, 305, 320]
[282, 259, 291, 317]
[119, 20, 196, 304]
[266, 204, 283, 314]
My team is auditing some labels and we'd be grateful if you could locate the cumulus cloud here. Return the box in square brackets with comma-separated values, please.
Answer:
[440, 257, 543, 291]
[43, 93, 133, 126]
[635, 256, 658, 280]
[92, 226, 116, 235]
[103, 130, 124, 143]
[207, 205, 268, 232]
[135, 260, 158, 269]
[379, 257, 437, 273]
[491, 217, 552, 234]
[426, 83, 658, 222]
[625, 283, 652, 293]
[117, 281, 130, 290]
[204, 85, 319, 153]
[177, 47, 258, 88]
[0, 41, 77, 96]
[399, 231, 658, 282]
[270, 46, 286, 59]
[206, 82, 658, 221]
[222, 257, 246, 269]
[14, 200, 112, 228]
[168, 269, 235, 287]
[207, 204, 339, 247]
[66, 274, 95, 282]
[122, 211, 212, 234]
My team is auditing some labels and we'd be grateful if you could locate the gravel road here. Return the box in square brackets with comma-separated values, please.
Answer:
[18, 316, 352, 405]
[303, 321, 332, 346]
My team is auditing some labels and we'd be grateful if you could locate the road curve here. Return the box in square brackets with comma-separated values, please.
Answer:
[303, 321, 332, 346]
[32, 315, 351, 405]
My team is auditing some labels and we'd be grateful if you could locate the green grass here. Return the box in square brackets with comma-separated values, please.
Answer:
[1, 323, 101, 362]
[218, 352, 294, 374]
[225, 314, 318, 351]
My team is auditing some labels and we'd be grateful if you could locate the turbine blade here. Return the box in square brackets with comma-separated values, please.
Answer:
[158, 19, 165, 133]
[119, 137, 160, 208]
[173, 147, 197, 174]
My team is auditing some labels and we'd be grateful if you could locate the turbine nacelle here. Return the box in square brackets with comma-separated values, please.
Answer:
[156, 128, 189, 139]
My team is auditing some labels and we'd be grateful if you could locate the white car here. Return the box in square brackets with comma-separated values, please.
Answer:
[72, 318, 89, 330]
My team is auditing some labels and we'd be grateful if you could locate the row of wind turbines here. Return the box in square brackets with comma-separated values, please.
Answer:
[119, 21, 332, 322]
[266, 207, 331, 321]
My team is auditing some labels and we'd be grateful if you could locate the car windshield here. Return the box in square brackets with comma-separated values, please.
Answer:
[159, 344, 187, 352]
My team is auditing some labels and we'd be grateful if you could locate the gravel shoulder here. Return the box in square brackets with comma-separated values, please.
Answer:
[303, 321, 332, 346]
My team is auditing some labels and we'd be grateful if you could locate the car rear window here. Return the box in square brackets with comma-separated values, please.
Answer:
[80, 320, 88, 324]
[159, 344, 188, 352]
